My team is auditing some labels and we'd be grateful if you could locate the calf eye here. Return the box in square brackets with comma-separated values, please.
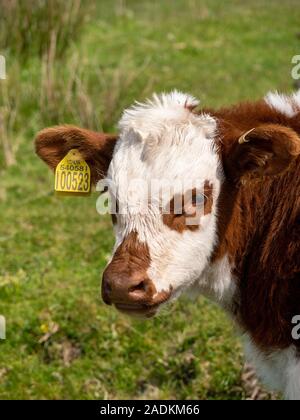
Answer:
[192, 193, 206, 207]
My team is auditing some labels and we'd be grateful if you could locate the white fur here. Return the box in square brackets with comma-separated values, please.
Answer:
[292, 89, 300, 108]
[264, 90, 300, 117]
[119, 90, 210, 140]
[243, 336, 300, 400]
[194, 255, 237, 311]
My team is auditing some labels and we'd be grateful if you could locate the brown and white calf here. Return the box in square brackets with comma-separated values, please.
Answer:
[36, 90, 300, 399]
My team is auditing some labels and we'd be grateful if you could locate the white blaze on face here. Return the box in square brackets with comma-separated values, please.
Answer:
[106, 91, 223, 298]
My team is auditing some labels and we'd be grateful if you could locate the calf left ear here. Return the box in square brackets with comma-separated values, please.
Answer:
[224, 124, 300, 179]
[35, 125, 118, 185]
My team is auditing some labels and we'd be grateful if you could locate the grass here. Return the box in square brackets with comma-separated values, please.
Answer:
[0, 0, 299, 399]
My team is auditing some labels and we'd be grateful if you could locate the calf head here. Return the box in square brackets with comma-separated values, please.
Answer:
[36, 91, 300, 318]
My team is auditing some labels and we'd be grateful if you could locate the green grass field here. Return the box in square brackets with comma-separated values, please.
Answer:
[0, 0, 299, 400]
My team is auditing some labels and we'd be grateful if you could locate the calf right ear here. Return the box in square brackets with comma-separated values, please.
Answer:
[223, 124, 300, 180]
[35, 125, 118, 185]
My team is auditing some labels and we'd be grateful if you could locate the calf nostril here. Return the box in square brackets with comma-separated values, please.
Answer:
[128, 279, 150, 300]
[102, 274, 113, 305]
[104, 281, 112, 294]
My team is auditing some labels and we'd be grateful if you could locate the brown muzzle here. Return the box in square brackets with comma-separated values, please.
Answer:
[101, 232, 171, 317]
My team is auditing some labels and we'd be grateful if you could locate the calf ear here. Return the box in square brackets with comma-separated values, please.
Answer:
[35, 125, 118, 184]
[224, 124, 300, 180]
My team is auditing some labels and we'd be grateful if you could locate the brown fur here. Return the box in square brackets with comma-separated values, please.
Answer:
[102, 232, 171, 316]
[35, 125, 118, 185]
[163, 181, 213, 232]
[208, 100, 300, 350]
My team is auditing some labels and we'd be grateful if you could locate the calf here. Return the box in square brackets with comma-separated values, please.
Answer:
[36, 90, 300, 399]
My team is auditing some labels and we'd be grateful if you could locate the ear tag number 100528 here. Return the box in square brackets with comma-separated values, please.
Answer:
[55, 149, 91, 196]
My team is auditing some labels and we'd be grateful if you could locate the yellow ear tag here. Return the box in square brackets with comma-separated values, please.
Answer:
[55, 149, 91, 196]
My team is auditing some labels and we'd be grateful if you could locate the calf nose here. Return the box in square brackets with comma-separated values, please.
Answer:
[101, 269, 155, 306]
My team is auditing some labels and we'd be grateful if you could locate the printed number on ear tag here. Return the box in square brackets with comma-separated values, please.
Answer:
[55, 149, 91, 195]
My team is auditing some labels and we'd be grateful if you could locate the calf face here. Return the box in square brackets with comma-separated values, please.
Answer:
[36, 91, 300, 318]
[101, 92, 221, 317]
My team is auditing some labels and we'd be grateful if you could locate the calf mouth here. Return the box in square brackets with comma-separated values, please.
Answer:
[114, 288, 172, 318]
[114, 303, 159, 318]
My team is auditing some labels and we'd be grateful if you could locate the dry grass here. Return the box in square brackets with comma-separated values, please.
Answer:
[0, 0, 92, 58]
[0, 64, 20, 167]
[39, 50, 154, 130]
[0, 0, 94, 166]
